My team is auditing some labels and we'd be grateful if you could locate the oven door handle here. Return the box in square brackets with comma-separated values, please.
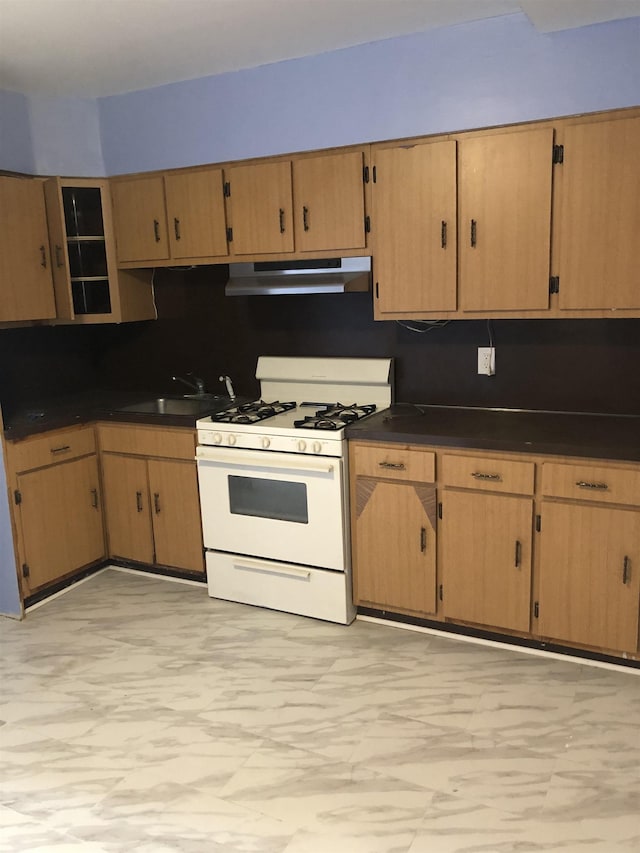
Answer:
[196, 446, 335, 474]
[232, 556, 312, 581]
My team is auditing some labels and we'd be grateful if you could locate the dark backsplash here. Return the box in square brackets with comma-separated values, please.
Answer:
[1, 264, 639, 416]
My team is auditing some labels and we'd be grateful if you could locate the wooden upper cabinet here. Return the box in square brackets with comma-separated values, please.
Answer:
[458, 127, 554, 312]
[164, 168, 228, 260]
[292, 151, 366, 253]
[0, 176, 56, 322]
[226, 161, 294, 255]
[372, 140, 457, 314]
[556, 116, 640, 310]
[111, 175, 170, 263]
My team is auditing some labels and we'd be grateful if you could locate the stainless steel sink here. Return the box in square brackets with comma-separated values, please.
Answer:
[116, 396, 226, 416]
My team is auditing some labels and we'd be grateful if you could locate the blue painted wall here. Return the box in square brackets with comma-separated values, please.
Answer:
[0, 89, 35, 173]
[29, 96, 104, 177]
[98, 13, 640, 175]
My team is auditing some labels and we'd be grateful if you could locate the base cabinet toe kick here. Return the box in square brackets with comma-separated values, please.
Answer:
[350, 441, 640, 662]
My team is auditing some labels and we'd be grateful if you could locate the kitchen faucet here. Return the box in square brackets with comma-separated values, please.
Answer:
[172, 373, 206, 396]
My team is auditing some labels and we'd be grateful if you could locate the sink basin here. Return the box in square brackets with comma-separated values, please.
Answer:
[116, 396, 226, 416]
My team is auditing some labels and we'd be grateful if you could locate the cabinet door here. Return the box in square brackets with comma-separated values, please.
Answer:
[458, 128, 553, 311]
[17, 456, 105, 593]
[0, 177, 56, 321]
[442, 491, 533, 631]
[111, 176, 169, 263]
[101, 454, 154, 564]
[556, 117, 640, 309]
[354, 479, 436, 615]
[147, 459, 204, 573]
[226, 161, 294, 255]
[165, 168, 228, 260]
[538, 502, 640, 653]
[372, 141, 457, 314]
[293, 151, 366, 252]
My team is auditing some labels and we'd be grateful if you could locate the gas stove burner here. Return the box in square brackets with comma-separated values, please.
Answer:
[211, 400, 296, 424]
[294, 402, 377, 430]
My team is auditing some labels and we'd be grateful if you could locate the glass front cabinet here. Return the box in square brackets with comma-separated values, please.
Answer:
[44, 178, 155, 324]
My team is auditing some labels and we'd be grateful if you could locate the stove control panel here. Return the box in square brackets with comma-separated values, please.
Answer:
[197, 429, 343, 457]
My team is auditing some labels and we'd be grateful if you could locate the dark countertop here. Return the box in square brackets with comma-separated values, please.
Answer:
[345, 404, 640, 463]
[1, 390, 240, 440]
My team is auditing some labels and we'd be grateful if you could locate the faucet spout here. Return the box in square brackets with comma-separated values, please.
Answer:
[172, 374, 206, 395]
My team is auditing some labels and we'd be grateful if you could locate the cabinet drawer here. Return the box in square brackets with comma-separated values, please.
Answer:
[352, 443, 435, 482]
[8, 425, 96, 473]
[98, 423, 196, 460]
[442, 454, 535, 495]
[542, 462, 640, 506]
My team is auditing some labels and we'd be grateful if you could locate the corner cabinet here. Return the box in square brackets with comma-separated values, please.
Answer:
[97, 423, 205, 574]
[44, 177, 156, 323]
[350, 443, 437, 616]
[0, 176, 57, 322]
[5, 425, 105, 598]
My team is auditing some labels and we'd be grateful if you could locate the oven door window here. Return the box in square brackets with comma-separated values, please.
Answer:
[228, 475, 309, 524]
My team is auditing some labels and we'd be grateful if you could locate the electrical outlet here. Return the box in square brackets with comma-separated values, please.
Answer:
[478, 346, 496, 376]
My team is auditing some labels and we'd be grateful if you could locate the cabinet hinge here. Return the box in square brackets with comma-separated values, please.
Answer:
[363, 165, 369, 184]
[364, 215, 371, 234]
[226, 227, 233, 243]
[552, 144, 564, 165]
[534, 601, 539, 619]
[549, 276, 560, 294]
[438, 502, 443, 519]
[223, 181, 231, 197]
[439, 584, 443, 601]
[372, 165, 377, 183]
[14, 489, 22, 505]
[535, 514, 541, 532]
[22, 563, 30, 578]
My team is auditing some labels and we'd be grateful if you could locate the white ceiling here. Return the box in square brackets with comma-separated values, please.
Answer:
[1, 0, 639, 98]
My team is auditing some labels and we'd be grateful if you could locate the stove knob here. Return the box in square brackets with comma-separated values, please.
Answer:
[213, 433, 222, 445]
[312, 441, 322, 454]
[297, 439, 307, 452]
[228, 434, 237, 446]
[261, 437, 271, 449]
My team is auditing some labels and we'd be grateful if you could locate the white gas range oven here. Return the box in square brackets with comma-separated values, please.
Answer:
[196, 356, 393, 624]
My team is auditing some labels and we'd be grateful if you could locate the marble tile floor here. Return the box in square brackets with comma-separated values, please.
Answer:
[1, 568, 638, 853]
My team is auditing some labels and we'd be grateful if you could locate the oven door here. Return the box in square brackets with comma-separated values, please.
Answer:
[196, 446, 347, 571]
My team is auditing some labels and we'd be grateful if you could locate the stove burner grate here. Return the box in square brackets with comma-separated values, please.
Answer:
[211, 400, 296, 424]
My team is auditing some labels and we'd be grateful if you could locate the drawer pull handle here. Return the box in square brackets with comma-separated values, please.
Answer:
[174, 217, 181, 240]
[623, 556, 631, 585]
[576, 480, 608, 491]
[39, 244, 48, 267]
[279, 208, 285, 233]
[50, 445, 71, 454]
[234, 560, 311, 581]
[379, 461, 406, 470]
[154, 492, 161, 514]
[470, 219, 477, 248]
[136, 491, 143, 513]
[90, 488, 98, 509]
[303, 205, 310, 231]
[471, 472, 502, 482]
[420, 527, 427, 553]
[515, 540, 522, 568]
[153, 219, 160, 242]
[441, 220, 447, 248]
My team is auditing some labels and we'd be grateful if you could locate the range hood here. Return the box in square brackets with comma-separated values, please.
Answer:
[225, 257, 371, 296]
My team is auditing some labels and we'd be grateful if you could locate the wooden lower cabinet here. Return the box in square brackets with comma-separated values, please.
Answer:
[101, 451, 204, 574]
[441, 490, 533, 632]
[537, 502, 640, 653]
[14, 454, 105, 595]
[350, 443, 437, 615]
